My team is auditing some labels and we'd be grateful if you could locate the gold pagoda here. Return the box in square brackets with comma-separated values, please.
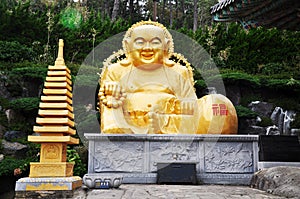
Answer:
[28, 39, 79, 178]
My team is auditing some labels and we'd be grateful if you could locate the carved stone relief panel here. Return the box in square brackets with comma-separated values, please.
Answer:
[204, 142, 253, 173]
[93, 141, 144, 172]
[149, 141, 198, 172]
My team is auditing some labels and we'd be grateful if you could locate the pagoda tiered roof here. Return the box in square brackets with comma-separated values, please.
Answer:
[210, 0, 300, 30]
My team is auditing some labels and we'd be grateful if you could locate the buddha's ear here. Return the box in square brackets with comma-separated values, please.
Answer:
[124, 39, 130, 53]
[165, 38, 170, 49]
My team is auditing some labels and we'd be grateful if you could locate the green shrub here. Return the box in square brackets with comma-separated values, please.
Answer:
[222, 72, 260, 86]
[0, 41, 34, 62]
[269, 98, 300, 111]
[8, 97, 40, 112]
[239, 94, 263, 107]
[9, 66, 47, 81]
[257, 116, 274, 127]
[235, 105, 258, 119]
[0, 157, 28, 177]
[0, 111, 7, 128]
[291, 113, 300, 129]
[67, 146, 87, 177]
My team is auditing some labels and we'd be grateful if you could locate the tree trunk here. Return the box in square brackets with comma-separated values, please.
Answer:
[161, 0, 166, 24]
[104, 1, 109, 18]
[111, 0, 120, 21]
[181, 0, 185, 27]
[153, 0, 158, 21]
[193, 0, 198, 32]
[129, 0, 134, 22]
[169, 0, 173, 27]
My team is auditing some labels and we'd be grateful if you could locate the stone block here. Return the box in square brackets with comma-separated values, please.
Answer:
[29, 162, 74, 177]
[15, 176, 82, 191]
[84, 134, 259, 185]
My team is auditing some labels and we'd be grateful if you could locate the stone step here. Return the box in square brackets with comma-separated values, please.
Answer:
[48, 65, 71, 73]
[41, 96, 72, 104]
[38, 110, 74, 119]
[36, 118, 74, 127]
[46, 76, 72, 85]
[47, 71, 71, 79]
[33, 126, 76, 135]
[28, 135, 79, 144]
[44, 82, 72, 91]
[39, 102, 73, 112]
[43, 89, 72, 98]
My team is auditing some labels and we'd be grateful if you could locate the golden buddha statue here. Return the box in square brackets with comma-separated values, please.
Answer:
[98, 21, 238, 134]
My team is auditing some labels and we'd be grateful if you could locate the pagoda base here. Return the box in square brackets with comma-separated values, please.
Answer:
[29, 162, 74, 177]
[15, 176, 82, 192]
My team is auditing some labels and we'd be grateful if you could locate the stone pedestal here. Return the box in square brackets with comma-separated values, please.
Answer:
[83, 134, 259, 186]
[15, 177, 82, 191]
[15, 177, 82, 199]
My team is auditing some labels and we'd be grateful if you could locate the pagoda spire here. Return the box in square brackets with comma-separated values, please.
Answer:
[55, 39, 65, 66]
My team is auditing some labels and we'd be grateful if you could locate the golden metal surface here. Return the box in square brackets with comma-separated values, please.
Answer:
[99, 21, 238, 134]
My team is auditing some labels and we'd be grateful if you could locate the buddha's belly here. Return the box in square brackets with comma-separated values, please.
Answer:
[123, 92, 177, 127]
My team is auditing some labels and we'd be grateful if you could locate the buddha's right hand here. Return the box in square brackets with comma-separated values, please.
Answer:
[99, 81, 126, 108]
[103, 81, 123, 98]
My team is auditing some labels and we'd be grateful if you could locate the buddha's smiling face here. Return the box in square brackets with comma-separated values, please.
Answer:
[126, 25, 169, 69]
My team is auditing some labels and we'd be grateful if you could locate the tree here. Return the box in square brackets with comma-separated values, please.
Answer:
[111, 0, 120, 21]
[193, 0, 198, 32]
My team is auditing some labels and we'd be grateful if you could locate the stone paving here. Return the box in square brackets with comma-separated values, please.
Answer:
[74, 184, 288, 199]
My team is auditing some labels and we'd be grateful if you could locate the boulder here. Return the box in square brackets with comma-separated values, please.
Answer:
[266, 125, 280, 135]
[248, 125, 266, 135]
[4, 130, 27, 141]
[1, 139, 28, 158]
[0, 125, 5, 139]
[248, 101, 273, 118]
[0, 154, 4, 162]
[250, 166, 300, 198]
[5, 109, 26, 124]
[238, 118, 257, 134]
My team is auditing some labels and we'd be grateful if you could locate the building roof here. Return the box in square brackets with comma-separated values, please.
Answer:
[210, 0, 300, 30]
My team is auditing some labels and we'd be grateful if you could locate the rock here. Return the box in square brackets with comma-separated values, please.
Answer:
[4, 130, 27, 141]
[0, 125, 6, 139]
[238, 118, 257, 134]
[5, 109, 26, 124]
[0, 154, 4, 162]
[74, 146, 88, 166]
[248, 101, 273, 118]
[291, 129, 300, 137]
[248, 125, 266, 135]
[266, 125, 280, 135]
[0, 75, 12, 99]
[250, 166, 300, 198]
[225, 85, 241, 105]
[1, 139, 28, 158]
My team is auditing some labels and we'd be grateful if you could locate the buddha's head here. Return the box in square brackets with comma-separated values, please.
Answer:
[123, 21, 174, 69]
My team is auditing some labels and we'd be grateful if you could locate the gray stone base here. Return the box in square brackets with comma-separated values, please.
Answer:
[15, 189, 83, 199]
[84, 134, 259, 185]
[15, 176, 82, 191]
[258, 161, 300, 170]
[83, 173, 123, 188]
[199, 173, 254, 185]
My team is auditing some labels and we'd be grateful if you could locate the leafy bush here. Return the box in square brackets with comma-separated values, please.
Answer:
[257, 116, 274, 127]
[269, 98, 300, 111]
[0, 157, 28, 177]
[0, 41, 34, 62]
[8, 97, 40, 112]
[67, 146, 87, 177]
[291, 113, 300, 129]
[220, 71, 260, 87]
[9, 66, 47, 81]
[235, 105, 258, 119]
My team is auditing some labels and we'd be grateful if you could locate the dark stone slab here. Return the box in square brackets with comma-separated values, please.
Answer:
[157, 163, 197, 184]
[259, 135, 300, 162]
